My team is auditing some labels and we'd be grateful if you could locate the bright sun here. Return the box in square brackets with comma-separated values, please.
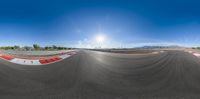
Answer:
[96, 35, 105, 43]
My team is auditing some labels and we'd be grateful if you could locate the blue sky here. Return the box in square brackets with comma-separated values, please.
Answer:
[0, 0, 200, 48]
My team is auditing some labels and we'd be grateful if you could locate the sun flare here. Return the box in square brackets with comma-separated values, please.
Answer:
[96, 35, 105, 43]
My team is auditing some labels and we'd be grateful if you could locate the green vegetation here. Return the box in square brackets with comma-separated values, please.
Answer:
[33, 44, 40, 50]
[192, 47, 200, 50]
[0, 44, 73, 50]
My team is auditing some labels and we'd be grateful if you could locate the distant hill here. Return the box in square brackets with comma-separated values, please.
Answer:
[135, 45, 183, 49]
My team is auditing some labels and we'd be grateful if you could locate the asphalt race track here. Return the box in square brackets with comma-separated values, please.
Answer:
[0, 50, 200, 99]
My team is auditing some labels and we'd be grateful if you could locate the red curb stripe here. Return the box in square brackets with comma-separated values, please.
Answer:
[192, 52, 198, 54]
[39, 56, 62, 64]
[0, 51, 77, 65]
[0, 55, 14, 60]
[39, 59, 48, 64]
[54, 57, 62, 61]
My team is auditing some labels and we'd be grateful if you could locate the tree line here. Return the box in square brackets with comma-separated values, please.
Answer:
[0, 44, 73, 50]
[192, 47, 200, 50]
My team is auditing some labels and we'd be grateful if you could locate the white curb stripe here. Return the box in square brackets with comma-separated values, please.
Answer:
[59, 54, 71, 59]
[10, 58, 41, 65]
[188, 51, 193, 53]
[1, 51, 78, 65]
[188, 51, 200, 58]
[193, 53, 200, 57]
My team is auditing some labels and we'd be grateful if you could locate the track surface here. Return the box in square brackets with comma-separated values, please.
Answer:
[0, 50, 200, 99]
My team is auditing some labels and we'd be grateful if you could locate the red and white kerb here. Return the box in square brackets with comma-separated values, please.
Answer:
[0, 51, 77, 65]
